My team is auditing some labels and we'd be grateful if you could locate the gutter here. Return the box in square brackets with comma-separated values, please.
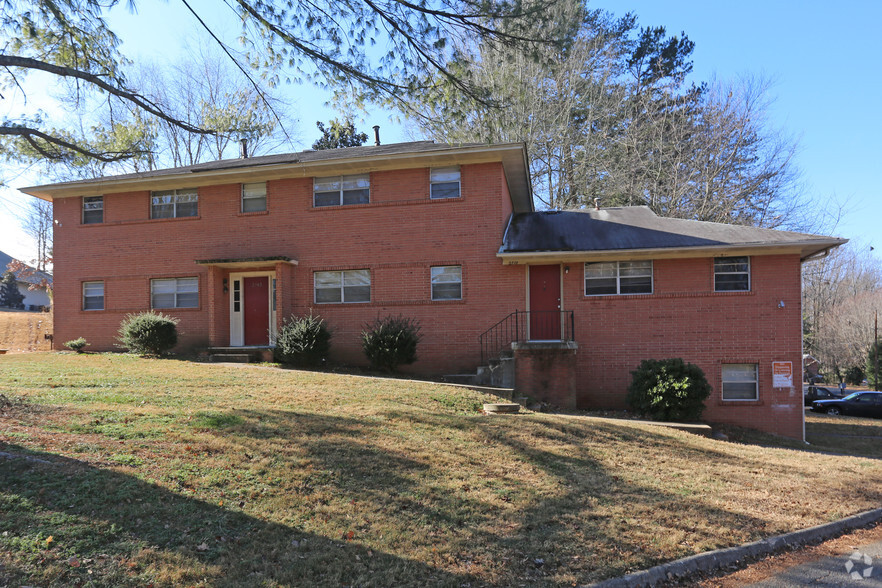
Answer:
[497, 239, 848, 263]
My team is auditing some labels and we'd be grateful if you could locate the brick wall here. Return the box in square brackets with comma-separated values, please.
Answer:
[52, 162, 526, 373]
[51, 160, 805, 439]
[561, 254, 804, 439]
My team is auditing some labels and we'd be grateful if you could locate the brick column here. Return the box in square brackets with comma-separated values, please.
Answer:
[206, 265, 224, 347]
[513, 342, 579, 408]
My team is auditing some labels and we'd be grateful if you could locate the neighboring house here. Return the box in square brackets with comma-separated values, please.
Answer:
[0, 250, 52, 310]
[20, 141, 845, 440]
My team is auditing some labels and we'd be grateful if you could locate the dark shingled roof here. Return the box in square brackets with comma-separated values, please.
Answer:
[500, 207, 845, 259]
[23, 141, 475, 189]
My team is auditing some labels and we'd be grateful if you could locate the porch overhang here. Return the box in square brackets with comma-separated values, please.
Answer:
[195, 256, 298, 269]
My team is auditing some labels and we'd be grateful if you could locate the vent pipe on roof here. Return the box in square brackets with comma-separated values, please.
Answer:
[594, 197, 601, 211]
[373, 125, 380, 146]
[239, 138, 249, 159]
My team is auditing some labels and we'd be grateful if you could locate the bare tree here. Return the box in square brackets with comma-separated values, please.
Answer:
[1, 0, 556, 167]
[23, 199, 52, 272]
[803, 243, 882, 380]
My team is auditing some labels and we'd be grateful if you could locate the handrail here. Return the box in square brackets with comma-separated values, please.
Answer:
[478, 310, 575, 365]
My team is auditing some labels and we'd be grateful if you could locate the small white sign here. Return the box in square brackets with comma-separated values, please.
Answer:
[772, 361, 793, 388]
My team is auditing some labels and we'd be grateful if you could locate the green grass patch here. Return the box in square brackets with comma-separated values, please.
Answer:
[1, 353, 881, 587]
[190, 411, 244, 430]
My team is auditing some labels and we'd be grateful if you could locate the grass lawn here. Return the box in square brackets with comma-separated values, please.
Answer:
[2, 353, 882, 587]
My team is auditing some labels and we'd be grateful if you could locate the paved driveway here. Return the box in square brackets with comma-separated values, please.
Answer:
[747, 539, 882, 586]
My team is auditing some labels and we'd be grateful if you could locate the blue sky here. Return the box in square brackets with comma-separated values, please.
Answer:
[1, 0, 879, 262]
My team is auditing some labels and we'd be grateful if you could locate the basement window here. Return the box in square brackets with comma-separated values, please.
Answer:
[722, 363, 758, 400]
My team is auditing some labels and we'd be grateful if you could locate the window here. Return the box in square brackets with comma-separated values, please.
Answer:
[83, 196, 103, 224]
[715, 256, 750, 292]
[430, 167, 461, 199]
[313, 174, 370, 207]
[151, 277, 198, 309]
[82, 281, 104, 310]
[585, 261, 652, 296]
[722, 363, 758, 400]
[431, 266, 462, 300]
[314, 270, 370, 303]
[151, 189, 198, 219]
[242, 182, 267, 212]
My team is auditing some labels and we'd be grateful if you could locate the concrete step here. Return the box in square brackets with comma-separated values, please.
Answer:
[442, 374, 478, 385]
[464, 385, 514, 400]
[209, 353, 252, 363]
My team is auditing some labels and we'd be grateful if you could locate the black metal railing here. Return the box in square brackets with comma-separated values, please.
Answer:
[478, 310, 575, 365]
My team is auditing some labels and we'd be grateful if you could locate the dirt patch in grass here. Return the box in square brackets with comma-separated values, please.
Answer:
[0, 309, 52, 353]
[1, 353, 882, 587]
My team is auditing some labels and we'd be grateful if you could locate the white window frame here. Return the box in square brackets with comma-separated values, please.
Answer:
[584, 260, 653, 296]
[151, 277, 199, 309]
[313, 174, 370, 207]
[82, 281, 104, 311]
[430, 166, 461, 199]
[431, 265, 462, 301]
[714, 256, 750, 292]
[82, 196, 103, 224]
[722, 363, 759, 401]
[151, 189, 198, 219]
[241, 182, 267, 213]
[314, 270, 371, 304]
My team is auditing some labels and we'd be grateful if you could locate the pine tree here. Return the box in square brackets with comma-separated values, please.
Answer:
[0, 272, 25, 309]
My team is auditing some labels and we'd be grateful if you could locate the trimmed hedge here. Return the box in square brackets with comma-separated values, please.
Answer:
[117, 312, 179, 356]
[626, 358, 711, 422]
[274, 313, 332, 367]
[361, 315, 421, 372]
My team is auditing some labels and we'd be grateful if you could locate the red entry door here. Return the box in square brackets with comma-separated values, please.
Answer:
[243, 277, 269, 345]
[529, 265, 561, 340]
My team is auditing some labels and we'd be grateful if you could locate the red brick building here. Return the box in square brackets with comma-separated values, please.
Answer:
[22, 141, 844, 439]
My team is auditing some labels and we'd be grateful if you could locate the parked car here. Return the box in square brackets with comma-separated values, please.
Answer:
[811, 392, 882, 418]
[803, 385, 844, 406]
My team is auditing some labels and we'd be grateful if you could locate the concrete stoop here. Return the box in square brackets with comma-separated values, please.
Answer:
[443, 353, 516, 400]
[206, 347, 273, 364]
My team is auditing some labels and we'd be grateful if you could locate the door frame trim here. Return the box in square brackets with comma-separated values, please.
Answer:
[229, 270, 277, 347]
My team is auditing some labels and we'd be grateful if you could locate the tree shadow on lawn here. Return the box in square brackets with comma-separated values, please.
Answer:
[0, 443, 481, 588]
[206, 408, 784, 585]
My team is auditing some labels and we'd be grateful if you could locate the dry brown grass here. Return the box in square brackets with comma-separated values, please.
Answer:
[0, 309, 52, 352]
[1, 353, 881, 587]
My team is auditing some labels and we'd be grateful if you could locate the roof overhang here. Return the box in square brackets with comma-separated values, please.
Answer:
[497, 239, 848, 264]
[20, 143, 534, 212]
[195, 256, 298, 269]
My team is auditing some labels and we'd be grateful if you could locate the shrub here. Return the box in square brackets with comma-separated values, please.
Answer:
[274, 313, 332, 367]
[626, 358, 711, 422]
[361, 315, 421, 372]
[64, 337, 89, 353]
[117, 311, 179, 356]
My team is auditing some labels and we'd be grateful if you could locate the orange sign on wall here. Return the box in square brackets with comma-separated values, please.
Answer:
[772, 361, 793, 388]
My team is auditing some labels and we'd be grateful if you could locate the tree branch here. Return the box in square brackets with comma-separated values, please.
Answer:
[0, 125, 141, 162]
[0, 54, 214, 135]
